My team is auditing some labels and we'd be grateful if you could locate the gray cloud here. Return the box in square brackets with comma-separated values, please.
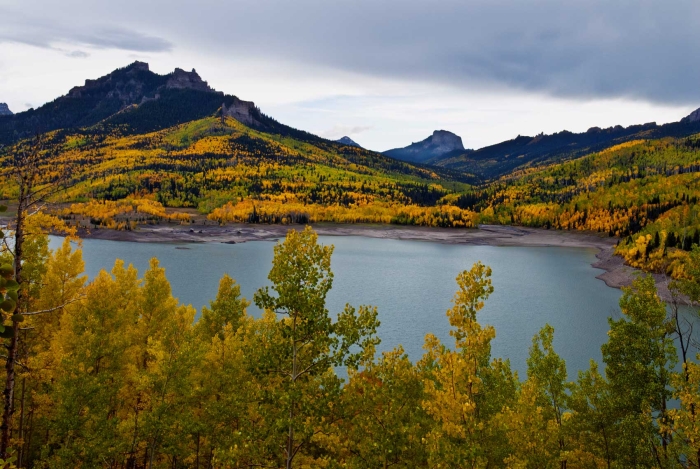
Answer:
[69, 28, 172, 52]
[4, 0, 700, 104]
[0, 7, 172, 52]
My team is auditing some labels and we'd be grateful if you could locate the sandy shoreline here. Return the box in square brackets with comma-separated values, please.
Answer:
[76, 222, 665, 297]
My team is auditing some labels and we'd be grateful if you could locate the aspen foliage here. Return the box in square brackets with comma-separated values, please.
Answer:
[5, 227, 700, 468]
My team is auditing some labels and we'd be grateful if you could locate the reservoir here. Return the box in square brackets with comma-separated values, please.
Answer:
[49, 234, 623, 377]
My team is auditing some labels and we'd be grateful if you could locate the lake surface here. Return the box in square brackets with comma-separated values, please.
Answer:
[48, 235, 623, 377]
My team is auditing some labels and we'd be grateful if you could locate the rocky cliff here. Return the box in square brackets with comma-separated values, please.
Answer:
[66, 61, 221, 108]
[222, 99, 260, 127]
[166, 68, 219, 93]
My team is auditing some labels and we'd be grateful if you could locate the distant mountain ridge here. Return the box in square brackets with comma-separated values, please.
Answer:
[383, 130, 465, 164]
[335, 136, 362, 148]
[0, 104, 11, 116]
[431, 109, 700, 180]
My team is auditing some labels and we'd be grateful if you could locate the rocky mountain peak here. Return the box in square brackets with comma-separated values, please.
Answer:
[429, 130, 464, 152]
[383, 129, 465, 164]
[128, 61, 150, 72]
[66, 62, 222, 105]
[336, 136, 362, 148]
[166, 67, 218, 93]
[0, 103, 12, 116]
[682, 107, 700, 124]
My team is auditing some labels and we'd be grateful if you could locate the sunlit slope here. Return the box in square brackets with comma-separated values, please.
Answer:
[1, 116, 482, 226]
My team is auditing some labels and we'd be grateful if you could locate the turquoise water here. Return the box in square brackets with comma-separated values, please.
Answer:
[48, 235, 623, 377]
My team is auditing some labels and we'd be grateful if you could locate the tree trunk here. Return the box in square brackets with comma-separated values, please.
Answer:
[285, 314, 298, 469]
[16, 377, 26, 467]
[1, 202, 25, 458]
[195, 432, 200, 469]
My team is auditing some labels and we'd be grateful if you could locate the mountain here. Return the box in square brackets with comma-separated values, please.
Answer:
[0, 104, 12, 116]
[383, 130, 465, 164]
[433, 108, 700, 180]
[0, 62, 479, 229]
[682, 107, 700, 124]
[335, 136, 362, 148]
[0, 62, 272, 145]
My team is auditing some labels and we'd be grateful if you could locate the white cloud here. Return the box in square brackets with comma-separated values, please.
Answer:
[320, 125, 373, 140]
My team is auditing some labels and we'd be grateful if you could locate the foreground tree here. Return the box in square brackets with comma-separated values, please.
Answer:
[421, 262, 517, 468]
[0, 135, 74, 459]
[253, 226, 380, 468]
[338, 346, 429, 468]
[601, 275, 676, 467]
[503, 325, 569, 468]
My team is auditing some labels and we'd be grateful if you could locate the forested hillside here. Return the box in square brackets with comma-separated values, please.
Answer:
[0, 115, 476, 228]
[450, 135, 700, 276]
[7, 116, 700, 276]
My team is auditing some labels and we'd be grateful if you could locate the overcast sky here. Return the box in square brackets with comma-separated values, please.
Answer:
[1, 0, 698, 151]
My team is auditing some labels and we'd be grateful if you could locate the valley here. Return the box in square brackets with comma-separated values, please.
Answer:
[3, 62, 700, 280]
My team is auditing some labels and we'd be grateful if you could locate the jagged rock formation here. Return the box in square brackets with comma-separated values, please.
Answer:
[335, 136, 362, 148]
[66, 61, 221, 107]
[383, 130, 464, 163]
[682, 107, 700, 124]
[0, 62, 261, 144]
[166, 68, 219, 93]
[0, 103, 12, 116]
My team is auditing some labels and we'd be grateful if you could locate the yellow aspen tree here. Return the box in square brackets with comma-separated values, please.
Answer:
[47, 261, 141, 467]
[18, 238, 85, 467]
[338, 346, 429, 468]
[253, 227, 379, 469]
[421, 262, 516, 468]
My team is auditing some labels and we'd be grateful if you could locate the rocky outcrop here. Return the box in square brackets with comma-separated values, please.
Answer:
[67, 61, 154, 104]
[166, 68, 220, 93]
[0, 103, 12, 116]
[383, 130, 465, 164]
[66, 62, 222, 110]
[429, 130, 464, 153]
[682, 107, 700, 124]
[335, 136, 362, 148]
[222, 99, 260, 127]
